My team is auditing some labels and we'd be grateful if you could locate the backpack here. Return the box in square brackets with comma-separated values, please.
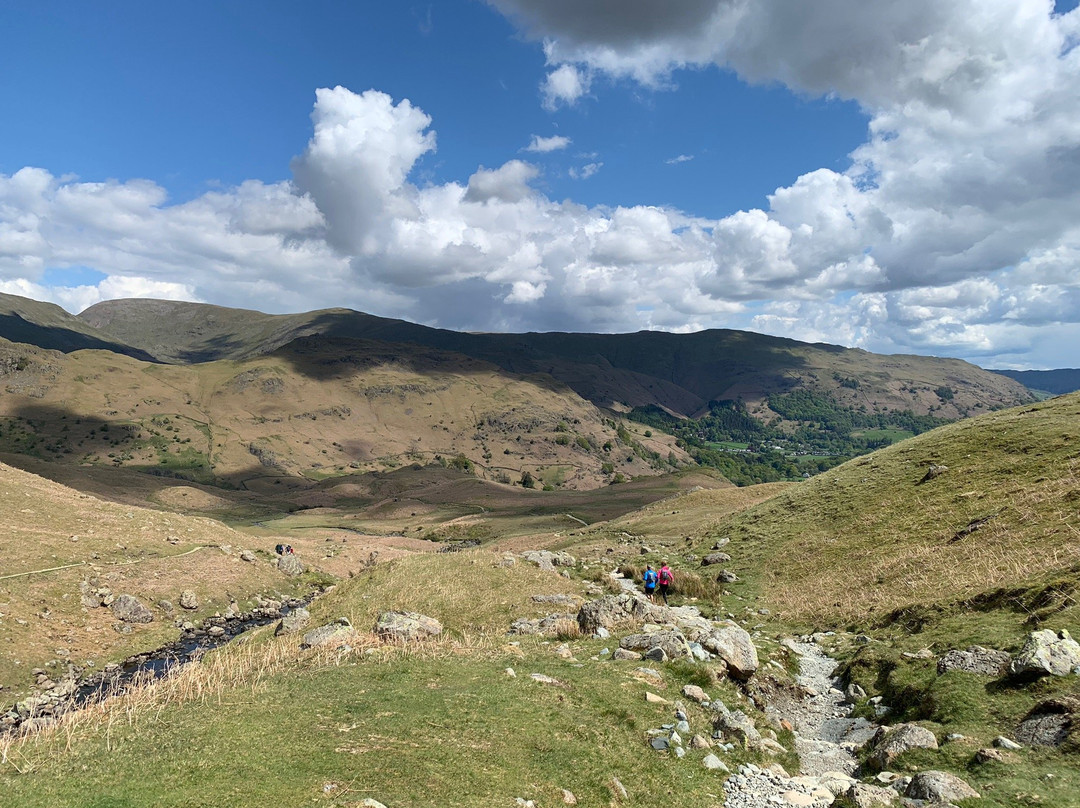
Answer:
[658, 567, 672, 585]
[644, 569, 657, 586]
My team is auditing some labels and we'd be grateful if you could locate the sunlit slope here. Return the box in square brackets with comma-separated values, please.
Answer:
[78, 296, 1033, 417]
[0, 461, 311, 692]
[0, 334, 675, 491]
[712, 391, 1080, 622]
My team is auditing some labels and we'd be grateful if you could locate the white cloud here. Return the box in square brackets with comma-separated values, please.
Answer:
[3, 17, 1080, 373]
[666, 154, 694, 164]
[541, 63, 590, 109]
[524, 134, 572, 153]
[569, 162, 602, 180]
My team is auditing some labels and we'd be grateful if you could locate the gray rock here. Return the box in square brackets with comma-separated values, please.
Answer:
[682, 684, 710, 703]
[843, 782, 898, 807]
[619, 630, 691, 660]
[375, 611, 443, 642]
[702, 753, 728, 771]
[275, 607, 311, 636]
[179, 590, 198, 610]
[701, 553, 731, 566]
[240, 550, 256, 562]
[520, 550, 576, 572]
[1009, 629, 1080, 677]
[111, 594, 153, 624]
[277, 554, 305, 576]
[712, 709, 760, 746]
[937, 645, 1011, 676]
[650, 737, 670, 751]
[1015, 696, 1078, 747]
[716, 570, 739, 583]
[905, 770, 979, 802]
[301, 618, 355, 649]
[613, 648, 642, 661]
[207, 626, 226, 638]
[994, 735, 1023, 750]
[576, 592, 662, 635]
[701, 624, 759, 679]
[867, 723, 938, 770]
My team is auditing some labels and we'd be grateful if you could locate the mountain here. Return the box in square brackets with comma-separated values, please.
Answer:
[0, 292, 155, 360]
[77, 297, 1033, 420]
[990, 367, 1080, 396]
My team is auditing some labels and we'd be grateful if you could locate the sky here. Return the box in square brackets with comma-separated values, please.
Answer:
[1, 1, 1079, 369]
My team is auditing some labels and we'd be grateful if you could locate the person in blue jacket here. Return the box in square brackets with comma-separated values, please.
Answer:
[643, 564, 658, 601]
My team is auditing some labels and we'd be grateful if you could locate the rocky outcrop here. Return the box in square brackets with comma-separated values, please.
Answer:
[576, 592, 661, 635]
[701, 552, 731, 566]
[111, 594, 153, 623]
[1016, 696, 1079, 747]
[937, 645, 1010, 676]
[1009, 629, 1080, 677]
[277, 555, 304, 576]
[375, 611, 443, 642]
[179, 590, 198, 610]
[701, 624, 759, 679]
[619, 630, 692, 661]
[520, 550, 576, 572]
[301, 618, 355, 649]
[275, 607, 311, 635]
[866, 723, 938, 770]
[905, 770, 979, 802]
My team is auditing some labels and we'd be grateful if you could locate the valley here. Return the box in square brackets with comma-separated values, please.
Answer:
[0, 296, 1077, 807]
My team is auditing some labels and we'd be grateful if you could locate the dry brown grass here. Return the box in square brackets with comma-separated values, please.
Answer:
[722, 393, 1080, 624]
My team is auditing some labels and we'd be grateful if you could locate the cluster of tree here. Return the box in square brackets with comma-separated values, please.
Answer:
[628, 392, 951, 485]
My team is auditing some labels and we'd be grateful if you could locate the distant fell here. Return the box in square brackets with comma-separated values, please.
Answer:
[77, 297, 1032, 419]
[990, 367, 1080, 396]
[0, 292, 155, 361]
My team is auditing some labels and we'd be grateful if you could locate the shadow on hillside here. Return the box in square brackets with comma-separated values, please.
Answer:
[0, 314, 158, 362]
[173, 332, 252, 364]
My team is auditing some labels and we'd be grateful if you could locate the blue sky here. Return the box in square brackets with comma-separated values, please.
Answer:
[2, 1, 1079, 369]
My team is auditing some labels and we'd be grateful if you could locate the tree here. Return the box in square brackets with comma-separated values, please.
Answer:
[520, 470, 536, 488]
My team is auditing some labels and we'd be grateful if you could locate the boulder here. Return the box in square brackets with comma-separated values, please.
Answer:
[277, 555, 304, 576]
[701, 553, 731, 566]
[1015, 696, 1079, 747]
[716, 570, 739, 583]
[111, 594, 153, 624]
[867, 723, 938, 770]
[1009, 629, 1080, 677]
[937, 645, 1011, 676]
[619, 630, 691, 660]
[520, 550, 576, 571]
[712, 709, 761, 747]
[613, 648, 642, 661]
[375, 611, 443, 642]
[702, 624, 759, 679]
[905, 770, 979, 802]
[275, 607, 311, 636]
[240, 550, 256, 562]
[576, 592, 661, 635]
[301, 618, 355, 649]
[682, 684, 710, 704]
[843, 783, 898, 807]
[179, 590, 198, 610]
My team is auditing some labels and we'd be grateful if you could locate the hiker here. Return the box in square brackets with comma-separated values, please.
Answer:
[643, 564, 658, 601]
[657, 561, 673, 605]
[285, 544, 295, 555]
[275, 544, 284, 555]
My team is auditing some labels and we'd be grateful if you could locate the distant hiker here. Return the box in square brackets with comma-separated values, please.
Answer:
[275, 544, 284, 555]
[657, 562, 673, 605]
[643, 564, 658, 601]
[285, 545, 295, 555]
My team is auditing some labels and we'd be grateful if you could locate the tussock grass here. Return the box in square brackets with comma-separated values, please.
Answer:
[710, 393, 1080, 625]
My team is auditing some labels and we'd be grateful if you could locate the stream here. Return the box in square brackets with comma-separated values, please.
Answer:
[2, 596, 311, 736]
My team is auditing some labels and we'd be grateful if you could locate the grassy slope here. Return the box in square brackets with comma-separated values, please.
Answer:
[77, 296, 1033, 419]
[0, 334, 679, 494]
[1, 552, 766, 808]
[0, 461, 322, 694]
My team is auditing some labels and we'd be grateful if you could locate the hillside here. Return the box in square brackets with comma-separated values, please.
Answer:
[0, 334, 684, 495]
[0, 293, 153, 361]
[78, 297, 1033, 419]
[991, 367, 1080, 396]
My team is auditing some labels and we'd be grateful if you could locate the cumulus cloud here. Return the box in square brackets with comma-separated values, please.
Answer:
[524, 134, 572, 153]
[4, 3, 1080, 374]
[569, 162, 602, 180]
[542, 63, 590, 108]
[479, 0, 1080, 366]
